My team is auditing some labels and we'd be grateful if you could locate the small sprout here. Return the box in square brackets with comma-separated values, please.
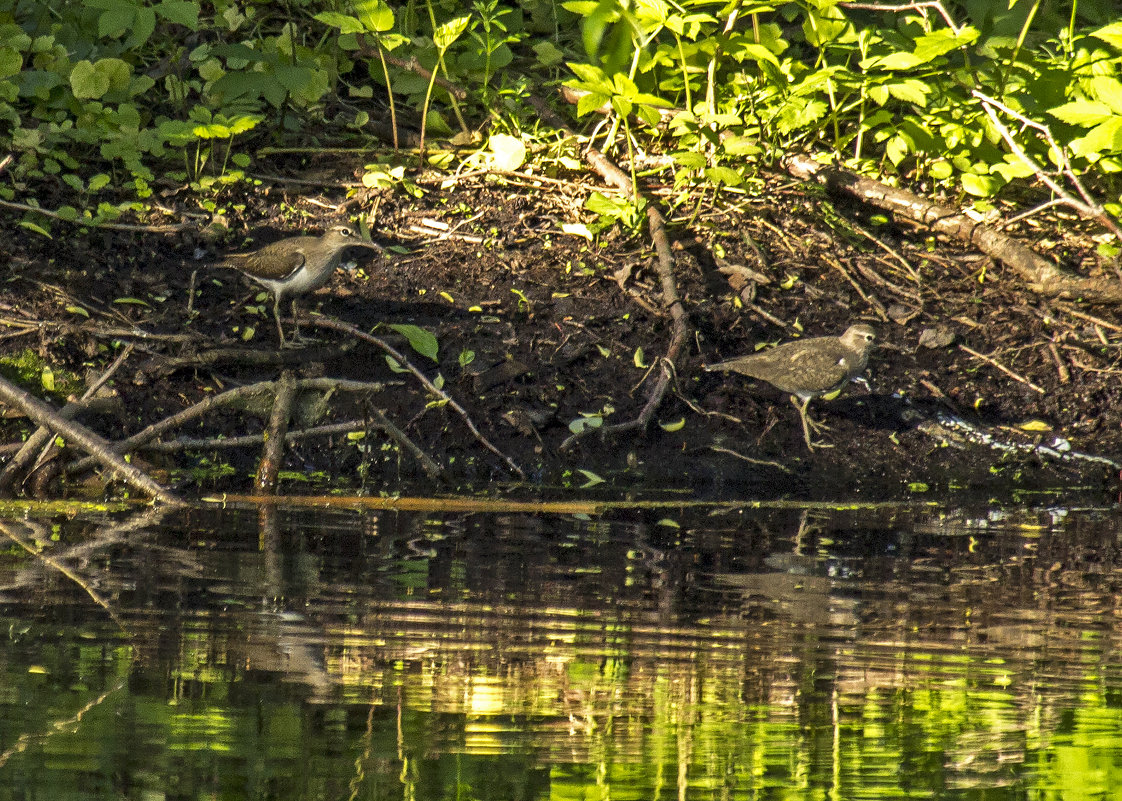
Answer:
[633, 347, 647, 368]
[458, 349, 475, 368]
[440, 291, 454, 303]
[66, 305, 89, 318]
[659, 418, 685, 432]
[596, 344, 611, 357]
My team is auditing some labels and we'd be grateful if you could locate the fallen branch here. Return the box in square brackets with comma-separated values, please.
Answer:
[0, 344, 134, 493]
[66, 377, 387, 477]
[784, 153, 1122, 304]
[255, 371, 296, 493]
[0, 373, 178, 503]
[137, 414, 443, 479]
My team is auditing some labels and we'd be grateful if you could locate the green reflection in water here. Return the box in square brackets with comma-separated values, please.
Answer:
[0, 504, 1119, 798]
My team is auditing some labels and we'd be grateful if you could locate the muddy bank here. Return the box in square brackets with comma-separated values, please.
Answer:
[1, 167, 1120, 504]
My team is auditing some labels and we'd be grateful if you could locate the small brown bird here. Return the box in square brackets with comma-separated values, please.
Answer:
[706, 324, 876, 451]
[221, 224, 383, 347]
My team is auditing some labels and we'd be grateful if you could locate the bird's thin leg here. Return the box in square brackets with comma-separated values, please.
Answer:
[272, 293, 288, 347]
[792, 396, 832, 451]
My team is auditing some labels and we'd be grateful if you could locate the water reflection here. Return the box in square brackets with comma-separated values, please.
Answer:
[0, 501, 1120, 798]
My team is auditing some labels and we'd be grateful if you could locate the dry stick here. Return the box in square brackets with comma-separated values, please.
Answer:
[784, 154, 1122, 304]
[1046, 342, 1071, 384]
[560, 148, 688, 448]
[255, 371, 297, 493]
[65, 377, 387, 476]
[0, 374, 177, 503]
[136, 415, 444, 479]
[0, 398, 121, 494]
[306, 316, 525, 479]
[370, 408, 444, 480]
[959, 344, 1046, 394]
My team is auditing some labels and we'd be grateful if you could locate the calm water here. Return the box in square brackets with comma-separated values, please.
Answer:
[1, 499, 1121, 799]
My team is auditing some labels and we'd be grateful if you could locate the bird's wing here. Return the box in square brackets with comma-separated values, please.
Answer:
[228, 246, 307, 281]
[782, 344, 853, 390]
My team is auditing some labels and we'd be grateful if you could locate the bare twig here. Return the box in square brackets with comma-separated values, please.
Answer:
[65, 377, 387, 476]
[307, 317, 525, 478]
[255, 371, 296, 493]
[0, 197, 193, 233]
[959, 344, 1046, 394]
[974, 91, 1122, 240]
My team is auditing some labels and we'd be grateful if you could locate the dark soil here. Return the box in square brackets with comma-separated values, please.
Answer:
[3, 161, 1121, 504]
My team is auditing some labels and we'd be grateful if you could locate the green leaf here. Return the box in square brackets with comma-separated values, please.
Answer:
[314, 11, 367, 35]
[659, 418, 685, 432]
[633, 347, 647, 368]
[433, 16, 470, 51]
[388, 324, 439, 362]
[353, 0, 394, 32]
[66, 305, 89, 317]
[113, 297, 151, 306]
[577, 469, 605, 487]
[1049, 100, 1114, 127]
[384, 355, 407, 373]
[19, 220, 51, 238]
[88, 173, 111, 192]
[70, 60, 110, 99]
[568, 414, 603, 434]
[155, 1, 200, 28]
[458, 349, 475, 368]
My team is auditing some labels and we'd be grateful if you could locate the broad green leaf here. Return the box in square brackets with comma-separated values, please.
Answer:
[568, 414, 603, 434]
[314, 12, 366, 34]
[354, 0, 394, 32]
[41, 366, 54, 392]
[960, 172, 1002, 197]
[155, 1, 199, 28]
[458, 349, 475, 368]
[388, 323, 439, 362]
[1090, 20, 1122, 50]
[434, 16, 469, 50]
[1048, 100, 1114, 127]
[70, 60, 110, 99]
[0, 47, 21, 80]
